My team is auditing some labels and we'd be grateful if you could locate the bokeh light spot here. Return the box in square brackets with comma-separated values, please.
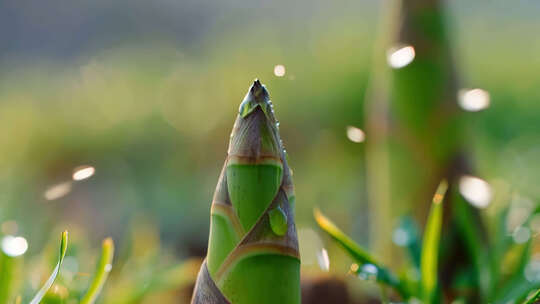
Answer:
[458, 88, 490, 112]
[72, 165, 95, 181]
[44, 181, 72, 200]
[459, 175, 492, 208]
[346, 126, 365, 143]
[1, 235, 28, 257]
[513, 226, 531, 244]
[387, 45, 415, 69]
[273, 64, 286, 77]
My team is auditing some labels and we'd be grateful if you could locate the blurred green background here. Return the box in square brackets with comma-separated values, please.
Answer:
[1, 0, 539, 302]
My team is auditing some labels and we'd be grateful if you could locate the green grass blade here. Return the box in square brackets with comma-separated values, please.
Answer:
[453, 193, 492, 300]
[0, 252, 17, 303]
[81, 237, 115, 304]
[29, 230, 68, 304]
[314, 208, 407, 298]
[522, 288, 540, 304]
[420, 180, 448, 303]
[314, 208, 377, 265]
[493, 207, 540, 303]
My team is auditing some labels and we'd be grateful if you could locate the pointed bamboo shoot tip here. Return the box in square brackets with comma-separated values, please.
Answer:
[249, 79, 268, 100]
[253, 79, 262, 88]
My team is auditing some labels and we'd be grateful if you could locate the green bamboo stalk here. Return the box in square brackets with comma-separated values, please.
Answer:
[365, 0, 486, 301]
[81, 237, 115, 304]
[191, 80, 300, 304]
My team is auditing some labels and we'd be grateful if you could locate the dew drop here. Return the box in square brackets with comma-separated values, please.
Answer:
[269, 206, 288, 236]
[357, 264, 378, 281]
[104, 264, 113, 272]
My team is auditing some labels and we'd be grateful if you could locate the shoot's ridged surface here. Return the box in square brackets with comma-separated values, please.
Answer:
[191, 80, 300, 304]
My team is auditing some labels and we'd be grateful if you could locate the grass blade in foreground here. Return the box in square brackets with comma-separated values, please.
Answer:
[313, 208, 407, 298]
[0, 245, 21, 303]
[29, 230, 68, 304]
[191, 80, 300, 304]
[522, 288, 540, 304]
[81, 237, 115, 304]
[420, 180, 448, 304]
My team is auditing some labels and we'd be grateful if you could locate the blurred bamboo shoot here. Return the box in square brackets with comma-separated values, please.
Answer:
[365, 0, 484, 301]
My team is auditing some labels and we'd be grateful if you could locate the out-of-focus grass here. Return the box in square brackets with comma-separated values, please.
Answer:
[80, 238, 114, 304]
[30, 231, 68, 304]
[0, 224, 199, 304]
[316, 182, 540, 303]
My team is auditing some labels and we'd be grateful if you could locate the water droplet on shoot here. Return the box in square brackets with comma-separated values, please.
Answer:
[269, 206, 288, 236]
